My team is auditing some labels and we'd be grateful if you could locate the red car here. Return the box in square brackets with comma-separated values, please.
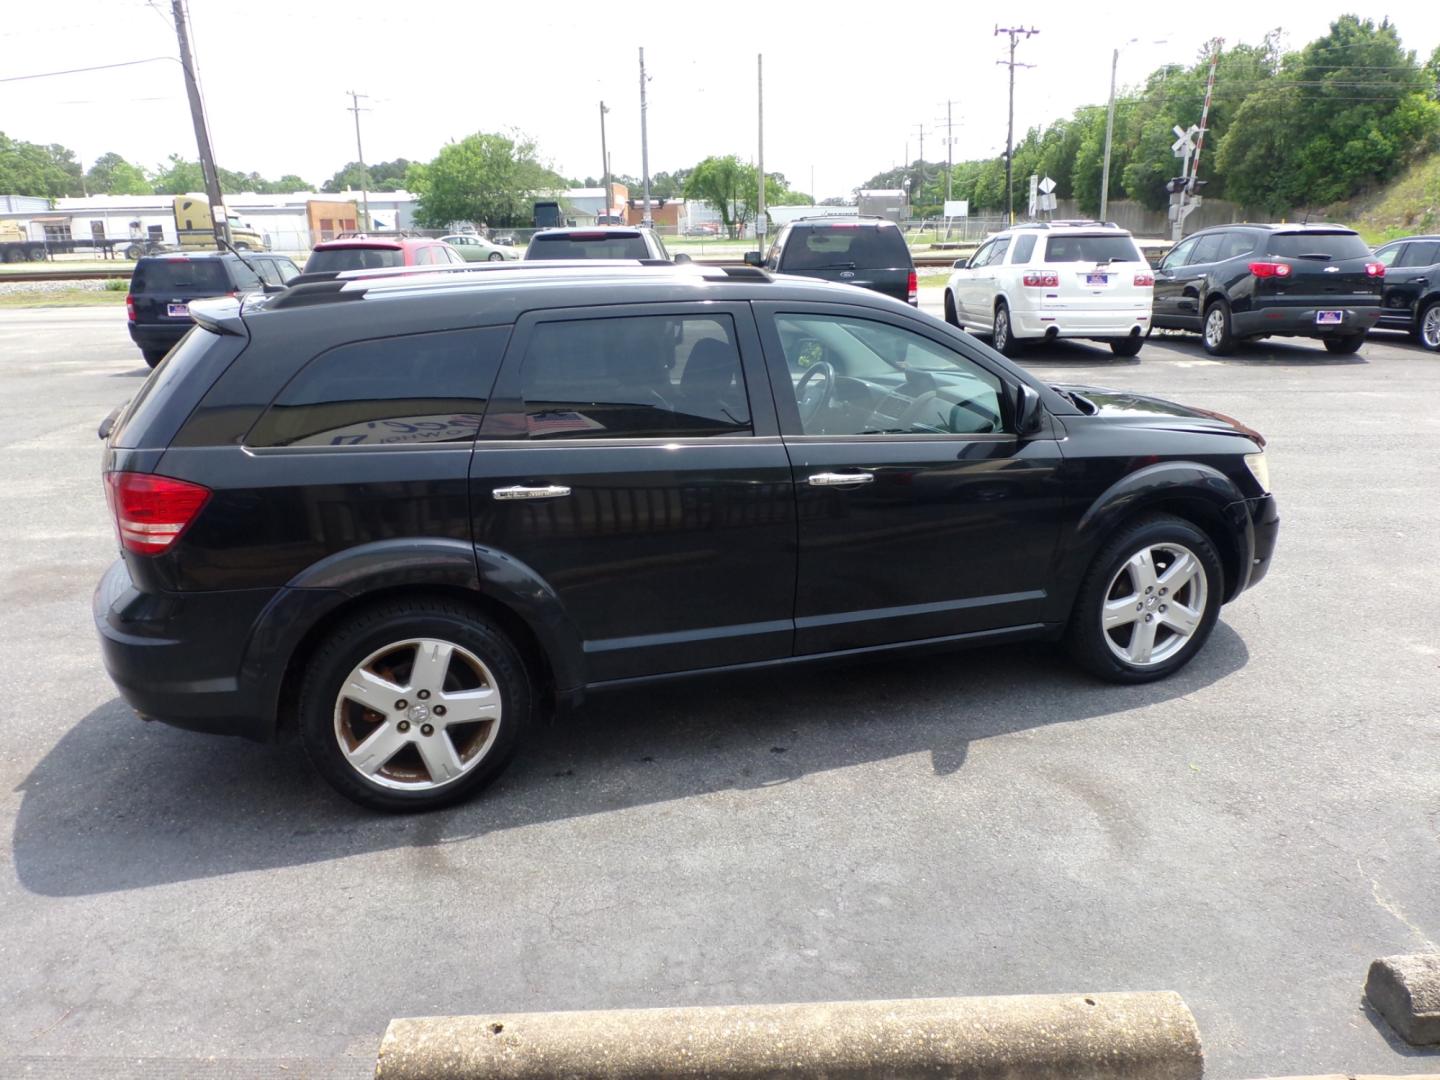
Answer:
[301, 236, 463, 275]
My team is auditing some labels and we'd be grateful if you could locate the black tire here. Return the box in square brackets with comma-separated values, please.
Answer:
[1416, 299, 1440, 352]
[124, 243, 143, 260]
[1065, 513, 1224, 684]
[142, 348, 168, 368]
[991, 300, 1022, 357]
[25, 245, 45, 262]
[943, 290, 961, 327]
[1323, 333, 1365, 355]
[3, 247, 22, 263]
[1201, 298, 1238, 356]
[487, 251, 504, 262]
[298, 598, 531, 812]
[1108, 336, 1144, 357]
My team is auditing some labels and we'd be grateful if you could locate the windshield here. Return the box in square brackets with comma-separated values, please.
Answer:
[781, 226, 910, 270]
[1042, 235, 1143, 263]
[304, 247, 404, 273]
[527, 234, 650, 259]
[1266, 232, 1370, 261]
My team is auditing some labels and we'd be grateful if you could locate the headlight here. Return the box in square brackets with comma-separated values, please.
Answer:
[1244, 452, 1269, 494]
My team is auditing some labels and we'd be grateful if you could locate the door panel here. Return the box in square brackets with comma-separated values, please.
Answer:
[1153, 235, 1200, 325]
[471, 303, 796, 682]
[755, 303, 1066, 653]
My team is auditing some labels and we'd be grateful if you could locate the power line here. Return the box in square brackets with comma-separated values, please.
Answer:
[995, 24, 1039, 224]
[0, 56, 177, 83]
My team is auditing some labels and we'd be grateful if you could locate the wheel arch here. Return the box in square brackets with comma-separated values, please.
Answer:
[241, 538, 584, 741]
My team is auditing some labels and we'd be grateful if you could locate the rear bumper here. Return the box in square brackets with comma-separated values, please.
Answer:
[93, 558, 277, 740]
[127, 322, 190, 351]
[1232, 305, 1381, 338]
[1012, 306, 1150, 339]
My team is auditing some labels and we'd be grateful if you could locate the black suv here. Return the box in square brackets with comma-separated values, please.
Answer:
[1371, 234, 1440, 350]
[126, 252, 299, 366]
[1152, 224, 1384, 355]
[95, 263, 1277, 811]
[750, 217, 917, 305]
[524, 226, 685, 262]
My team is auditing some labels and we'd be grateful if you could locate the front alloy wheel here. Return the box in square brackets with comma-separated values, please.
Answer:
[1066, 514, 1223, 683]
[1416, 300, 1440, 351]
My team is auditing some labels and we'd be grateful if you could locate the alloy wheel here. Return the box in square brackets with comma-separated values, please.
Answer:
[332, 637, 502, 791]
[1422, 305, 1440, 349]
[1204, 308, 1226, 350]
[994, 308, 1009, 350]
[1101, 543, 1208, 667]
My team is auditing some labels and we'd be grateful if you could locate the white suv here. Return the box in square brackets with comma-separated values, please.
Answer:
[943, 222, 1154, 357]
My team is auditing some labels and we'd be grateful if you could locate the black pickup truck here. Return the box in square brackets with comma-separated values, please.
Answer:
[750, 218, 918, 306]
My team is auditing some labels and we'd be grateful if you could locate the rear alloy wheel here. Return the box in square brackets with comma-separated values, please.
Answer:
[299, 599, 530, 811]
[487, 251, 504, 262]
[1202, 299, 1237, 356]
[1066, 514, 1223, 683]
[1413, 300, 1440, 351]
[992, 300, 1021, 357]
[1323, 333, 1365, 355]
[943, 290, 961, 327]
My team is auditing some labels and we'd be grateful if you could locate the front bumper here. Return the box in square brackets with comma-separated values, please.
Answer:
[1232, 305, 1381, 339]
[93, 558, 277, 740]
[1231, 493, 1279, 594]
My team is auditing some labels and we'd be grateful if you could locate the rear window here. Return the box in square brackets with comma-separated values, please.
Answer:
[1266, 232, 1370, 260]
[781, 225, 911, 271]
[304, 247, 405, 273]
[131, 259, 230, 293]
[527, 233, 650, 260]
[1042, 235, 1143, 263]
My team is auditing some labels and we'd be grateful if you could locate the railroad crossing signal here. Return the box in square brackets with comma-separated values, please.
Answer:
[1171, 124, 1200, 157]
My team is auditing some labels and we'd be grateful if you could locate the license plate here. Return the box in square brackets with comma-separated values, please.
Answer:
[1085, 273, 1109, 286]
[167, 303, 189, 318]
[1316, 310, 1343, 325]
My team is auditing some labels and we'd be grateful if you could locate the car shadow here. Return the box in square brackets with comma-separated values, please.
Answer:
[1015, 339, 1142, 366]
[109, 367, 150, 378]
[13, 626, 1248, 897]
[1149, 333, 1370, 366]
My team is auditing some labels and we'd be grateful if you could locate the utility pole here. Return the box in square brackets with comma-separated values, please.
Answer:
[347, 90, 371, 232]
[170, 0, 228, 247]
[756, 54, 765, 245]
[912, 123, 926, 208]
[599, 101, 611, 220]
[942, 100, 956, 204]
[638, 47, 652, 228]
[1100, 49, 1119, 222]
[995, 25, 1039, 225]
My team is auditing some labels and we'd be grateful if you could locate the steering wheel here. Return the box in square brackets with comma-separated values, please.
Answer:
[794, 361, 835, 426]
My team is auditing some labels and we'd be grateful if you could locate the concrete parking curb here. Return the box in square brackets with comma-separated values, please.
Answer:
[374, 991, 1202, 1079]
[1366, 954, 1440, 1045]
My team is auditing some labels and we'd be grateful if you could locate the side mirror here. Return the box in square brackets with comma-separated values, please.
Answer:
[673, 252, 692, 264]
[952, 257, 969, 269]
[1014, 383, 1044, 435]
[743, 251, 763, 266]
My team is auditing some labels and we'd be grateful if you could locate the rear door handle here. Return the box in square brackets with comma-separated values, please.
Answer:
[808, 472, 875, 487]
[493, 484, 571, 500]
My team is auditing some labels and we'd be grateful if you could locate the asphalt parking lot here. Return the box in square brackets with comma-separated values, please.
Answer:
[2, 303, 1437, 1079]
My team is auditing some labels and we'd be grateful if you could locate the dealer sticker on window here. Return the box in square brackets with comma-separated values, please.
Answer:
[1316, 310, 1343, 325]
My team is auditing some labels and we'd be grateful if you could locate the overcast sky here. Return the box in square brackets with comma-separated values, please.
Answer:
[4, 0, 1438, 198]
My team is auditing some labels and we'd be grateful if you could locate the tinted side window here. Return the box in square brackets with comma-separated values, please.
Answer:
[1220, 231, 1260, 261]
[967, 240, 996, 269]
[1398, 241, 1440, 267]
[520, 315, 750, 439]
[253, 258, 283, 286]
[247, 327, 509, 448]
[1374, 244, 1404, 267]
[1161, 237, 1197, 269]
[229, 260, 262, 290]
[987, 238, 1011, 266]
[1187, 233, 1226, 265]
[1011, 234, 1037, 263]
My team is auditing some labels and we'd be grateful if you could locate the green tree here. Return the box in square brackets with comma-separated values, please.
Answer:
[684, 155, 746, 236]
[322, 159, 410, 193]
[84, 152, 152, 195]
[0, 133, 85, 197]
[407, 132, 564, 228]
[151, 154, 207, 194]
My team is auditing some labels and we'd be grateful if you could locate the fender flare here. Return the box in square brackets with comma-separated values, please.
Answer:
[238, 538, 586, 737]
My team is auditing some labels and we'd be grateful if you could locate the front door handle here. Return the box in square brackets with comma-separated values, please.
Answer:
[493, 484, 572, 501]
[808, 472, 875, 487]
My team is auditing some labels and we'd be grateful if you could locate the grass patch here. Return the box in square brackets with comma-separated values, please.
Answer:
[1320, 151, 1440, 244]
[0, 288, 127, 308]
[917, 271, 951, 289]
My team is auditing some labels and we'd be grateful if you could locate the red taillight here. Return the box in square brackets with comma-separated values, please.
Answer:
[1248, 261, 1293, 278]
[1022, 271, 1060, 287]
[907, 270, 918, 303]
[1365, 262, 1385, 277]
[1133, 273, 1154, 287]
[125, 294, 135, 322]
[105, 472, 211, 556]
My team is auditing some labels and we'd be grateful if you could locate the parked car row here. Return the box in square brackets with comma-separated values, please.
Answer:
[942, 221, 1437, 358]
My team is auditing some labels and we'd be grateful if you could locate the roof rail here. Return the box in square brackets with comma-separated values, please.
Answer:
[793, 214, 888, 223]
[1009, 219, 1122, 231]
